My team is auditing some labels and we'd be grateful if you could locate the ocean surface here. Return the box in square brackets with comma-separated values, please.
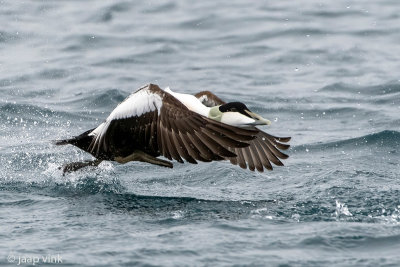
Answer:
[1, 0, 399, 266]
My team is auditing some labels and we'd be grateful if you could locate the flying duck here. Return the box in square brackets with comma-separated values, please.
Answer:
[56, 84, 290, 173]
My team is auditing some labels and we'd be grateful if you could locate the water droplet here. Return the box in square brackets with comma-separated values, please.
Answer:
[335, 200, 352, 217]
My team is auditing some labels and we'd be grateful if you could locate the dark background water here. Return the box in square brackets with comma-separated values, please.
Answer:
[1, 0, 399, 266]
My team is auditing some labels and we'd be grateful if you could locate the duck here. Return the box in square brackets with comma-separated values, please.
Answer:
[56, 84, 290, 173]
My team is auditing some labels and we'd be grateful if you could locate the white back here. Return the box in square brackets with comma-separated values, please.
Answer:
[165, 87, 209, 117]
[89, 86, 163, 149]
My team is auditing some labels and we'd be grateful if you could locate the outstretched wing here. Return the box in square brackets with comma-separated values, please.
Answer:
[195, 90, 291, 172]
[89, 84, 258, 163]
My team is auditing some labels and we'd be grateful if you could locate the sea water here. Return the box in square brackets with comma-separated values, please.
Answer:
[1, 0, 399, 266]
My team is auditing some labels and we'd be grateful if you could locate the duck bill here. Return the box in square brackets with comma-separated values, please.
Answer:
[245, 110, 271, 125]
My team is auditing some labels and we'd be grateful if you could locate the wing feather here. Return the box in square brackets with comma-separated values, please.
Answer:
[194, 90, 291, 172]
[164, 127, 184, 163]
[187, 133, 214, 161]
[253, 139, 273, 170]
[179, 132, 204, 161]
[242, 147, 255, 171]
[258, 137, 284, 166]
[235, 148, 247, 169]
[249, 143, 263, 172]
[171, 129, 197, 164]
[195, 130, 235, 159]
[264, 139, 289, 160]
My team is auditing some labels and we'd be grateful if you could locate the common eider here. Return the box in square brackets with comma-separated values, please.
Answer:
[56, 84, 290, 173]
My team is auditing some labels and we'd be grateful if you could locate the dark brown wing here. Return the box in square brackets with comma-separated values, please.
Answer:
[195, 91, 226, 107]
[155, 86, 258, 163]
[195, 90, 291, 172]
[226, 130, 290, 172]
[93, 84, 259, 164]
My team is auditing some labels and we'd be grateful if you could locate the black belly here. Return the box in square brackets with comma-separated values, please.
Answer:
[96, 115, 160, 160]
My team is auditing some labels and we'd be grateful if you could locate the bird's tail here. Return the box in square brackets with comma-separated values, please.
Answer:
[54, 139, 71, 145]
[53, 129, 95, 153]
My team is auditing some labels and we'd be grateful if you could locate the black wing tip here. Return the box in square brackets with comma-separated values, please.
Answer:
[277, 136, 291, 143]
[278, 152, 289, 160]
[277, 143, 291, 150]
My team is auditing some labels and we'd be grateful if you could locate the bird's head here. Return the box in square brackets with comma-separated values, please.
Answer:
[209, 102, 271, 127]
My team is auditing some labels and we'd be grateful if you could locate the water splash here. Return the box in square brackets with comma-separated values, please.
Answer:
[335, 200, 353, 218]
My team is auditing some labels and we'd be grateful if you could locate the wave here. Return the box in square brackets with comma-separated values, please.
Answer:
[0, 88, 128, 123]
[303, 9, 368, 19]
[0, 30, 20, 43]
[293, 130, 400, 151]
[319, 81, 400, 96]
[297, 225, 400, 252]
[85, 88, 127, 107]
[86, 2, 132, 23]
[0, 102, 89, 123]
[0, 173, 123, 196]
[0, 175, 278, 221]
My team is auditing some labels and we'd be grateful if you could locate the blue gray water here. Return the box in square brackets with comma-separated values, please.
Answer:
[1, 0, 400, 266]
